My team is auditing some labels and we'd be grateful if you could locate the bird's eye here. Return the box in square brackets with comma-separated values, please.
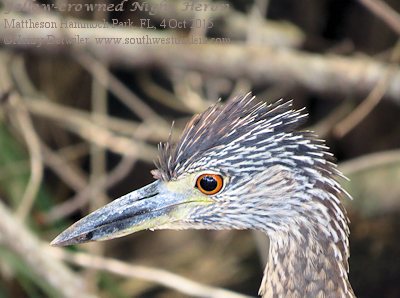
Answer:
[196, 174, 223, 195]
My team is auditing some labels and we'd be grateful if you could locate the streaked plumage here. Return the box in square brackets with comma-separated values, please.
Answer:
[52, 94, 355, 297]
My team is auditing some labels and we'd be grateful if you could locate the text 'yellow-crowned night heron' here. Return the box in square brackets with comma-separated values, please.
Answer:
[52, 94, 355, 297]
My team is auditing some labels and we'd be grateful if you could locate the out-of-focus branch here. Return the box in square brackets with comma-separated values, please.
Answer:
[144, 0, 304, 47]
[44, 155, 136, 224]
[339, 150, 400, 214]
[74, 51, 167, 127]
[21, 97, 159, 161]
[0, 53, 42, 220]
[2, 12, 400, 102]
[48, 247, 251, 298]
[358, 0, 400, 36]
[137, 71, 200, 113]
[339, 149, 400, 175]
[333, 65, 393, 137]
[0, 200, 96, 298]
[7, 95, 44, 220]
[45, 123, 152, 223]
[42, 144, 89, 193]
[24, 99, 172, 142]
[2, 53, 165, 160]
[85, 4, 109, 285]
[334, 40, 400, 137]
[90, 54, 108, 212]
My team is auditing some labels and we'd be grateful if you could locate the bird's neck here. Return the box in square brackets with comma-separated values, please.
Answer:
[259, 221, 354, 298]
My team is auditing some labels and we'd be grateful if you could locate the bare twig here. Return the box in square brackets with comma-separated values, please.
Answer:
[333, 68, 391, 137]
[339, 150, 400, 214]
[74, 51, 167, 126]
[44, 120, 153, 224]
[246, 0, 270, 44]
[172, 71, 213, 112]
[22, 97, 159, 161]
[89, 50, 108, 212]
[57, 143, 89, 161]
[44, 155, 137, 224]
[358, 0, 400, 36]
[3, 11, 400, 102]
[85, 4, 110, 286]
[47, 247, 251, 298]
[137, 72, 197, 113]
[8, 95, 44, 220]
[6, 31, 171, 138]
[311, 100, 353, 138]
[24, 99, 172, 142]
[0, 53, 43, 219]
[0, 200, 96, 298]
[339, 149, 400, 175]
[334, 41, 400, 137]
[143, 0, 303, 47]
[41, 143, 112, 213]
[42, 144, 88, 192]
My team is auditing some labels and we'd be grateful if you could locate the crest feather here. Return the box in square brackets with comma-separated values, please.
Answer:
[153, 94, 307, 180]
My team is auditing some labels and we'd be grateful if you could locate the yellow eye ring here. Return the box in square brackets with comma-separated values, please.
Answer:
[196, 174, 224, 195]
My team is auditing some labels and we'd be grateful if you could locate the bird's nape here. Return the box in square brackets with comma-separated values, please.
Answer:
[51, 94, 355, 297]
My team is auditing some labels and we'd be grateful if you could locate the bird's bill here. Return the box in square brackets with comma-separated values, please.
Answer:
[50, 180, 213, 247]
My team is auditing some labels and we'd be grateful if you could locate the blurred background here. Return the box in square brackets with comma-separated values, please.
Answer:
[0, 0, 400, 297]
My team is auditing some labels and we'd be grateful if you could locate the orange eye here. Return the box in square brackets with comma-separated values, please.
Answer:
[196, 174, 224, 195]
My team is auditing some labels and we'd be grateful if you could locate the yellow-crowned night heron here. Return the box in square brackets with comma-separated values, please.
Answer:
[52, 94, 355, 297]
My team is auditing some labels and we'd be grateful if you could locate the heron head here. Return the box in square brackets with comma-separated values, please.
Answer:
[51, 94, 341, 246]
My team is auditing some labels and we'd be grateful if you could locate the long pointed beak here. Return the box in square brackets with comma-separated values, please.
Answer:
[50, 181, 190, 246]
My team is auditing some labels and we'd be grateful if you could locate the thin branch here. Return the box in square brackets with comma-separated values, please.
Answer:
[41, 142, 111, 218]
[22, 97, 159, 161]
[74, 51, 167, 126]
[246, 0, 270, 44]
[24, 99, 172, 142]
[358, 0, 400, 36]
[47, 247, 251, 298]
[137, 72, 197, 113]
[334, 41, 400, 137]
[89, 72, 108, 243]
[143, 0, 303, 47]
[339, 150, 400, 216]
[44, 155, 137, 224]
[42, 144, 88, 192]
[0, 53, 43, 219]
[333, 69, 390, 137]
[339, 149, 400, 176]
[57, 142, 90, 161]
[0, 200, 96, 298]
[8, 48, 172, 140]
[43, 123, 155, 223]
[85, 4, 110, 285]
[3, 53, 161, 165]
[172, 71, 213, 112]
[3, 12, 400, 102]
[8, 95, 44, 220]
[311, 100, 353, 138]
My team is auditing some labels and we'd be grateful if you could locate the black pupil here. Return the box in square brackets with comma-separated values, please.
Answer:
[200, 176, 218, 192]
